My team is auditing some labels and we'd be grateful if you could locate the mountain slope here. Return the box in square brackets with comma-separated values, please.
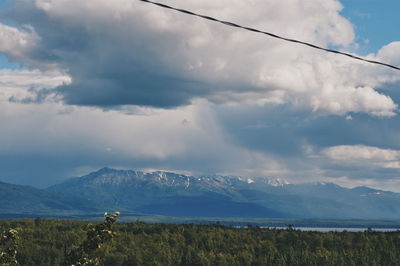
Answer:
[48, 167, 400, 219]
[0, 181, 100, 217]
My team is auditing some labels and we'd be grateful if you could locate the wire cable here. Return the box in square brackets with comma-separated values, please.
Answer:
[139, 0, 400, 72]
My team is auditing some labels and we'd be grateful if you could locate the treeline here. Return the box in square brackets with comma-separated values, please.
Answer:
[1, 218, 400, 266]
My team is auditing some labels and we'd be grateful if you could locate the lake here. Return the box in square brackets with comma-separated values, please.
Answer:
[269, 227, 400, 232]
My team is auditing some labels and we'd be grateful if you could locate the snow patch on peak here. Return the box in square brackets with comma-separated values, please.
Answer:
[266, 178, 290, 187]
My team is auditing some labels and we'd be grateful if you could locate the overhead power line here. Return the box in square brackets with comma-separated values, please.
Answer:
[139, 0, 400, 72]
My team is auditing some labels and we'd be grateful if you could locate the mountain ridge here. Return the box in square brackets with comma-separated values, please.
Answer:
[47, 167, 400, 220]
[1, 167, 399, 220]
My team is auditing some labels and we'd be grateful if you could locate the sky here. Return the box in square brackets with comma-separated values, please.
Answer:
[0, 0, 399, 191]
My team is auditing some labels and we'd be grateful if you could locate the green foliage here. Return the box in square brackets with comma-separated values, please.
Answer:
[66, 212, 120, 266]
[0, 228, 19, 266]
[0, 218, 400, 265]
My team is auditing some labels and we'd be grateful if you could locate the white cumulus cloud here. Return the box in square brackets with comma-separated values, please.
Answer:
[322, 145, 400, 169]
[0, 23, 39, 63]
[1, 0, 398, 116]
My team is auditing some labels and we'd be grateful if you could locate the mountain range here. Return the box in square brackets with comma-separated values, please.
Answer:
[2, 167, 400, 220]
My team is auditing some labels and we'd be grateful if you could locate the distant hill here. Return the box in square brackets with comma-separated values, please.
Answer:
[47, 167, 400, 220]
[0, 181, 100, 218]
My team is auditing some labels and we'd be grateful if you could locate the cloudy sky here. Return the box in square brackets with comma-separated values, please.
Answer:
[0, 0, 400, 190]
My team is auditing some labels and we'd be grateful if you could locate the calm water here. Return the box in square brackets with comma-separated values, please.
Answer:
[269, 227, 400, 232]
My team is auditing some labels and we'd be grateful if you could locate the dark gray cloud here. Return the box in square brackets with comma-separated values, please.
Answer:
[216, 103, 400, 154]
[1, 1, 202, 107]
[214, 103, 400, 182]
[214, 104, 307, 156]
[3, 0, 238, 108]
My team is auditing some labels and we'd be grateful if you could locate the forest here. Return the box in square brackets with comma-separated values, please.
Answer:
[1, 217, 400, 266]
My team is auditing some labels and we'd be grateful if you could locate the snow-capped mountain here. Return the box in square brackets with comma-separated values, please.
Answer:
[51, 167, 290, 197]
[46, 167, 400, 220]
